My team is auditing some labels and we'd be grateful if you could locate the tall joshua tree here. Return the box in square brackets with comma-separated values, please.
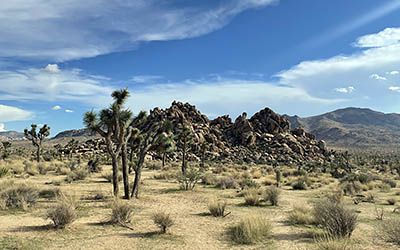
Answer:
[24, 124, 50, 162]
[130, 112, 170, 198]
[84, 89, 132, 198]
[155, 129, 175, 168]
[177, 124, 193, 175]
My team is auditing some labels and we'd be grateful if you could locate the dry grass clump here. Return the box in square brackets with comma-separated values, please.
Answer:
[39, 188, 61, 200]
[110, 199, 133, 225]
[315, 236, 353, 250]
[229, 215, 272, 244]
[243, 188, 262, 206]
[0, 166, 9, 178]
[0, 182, 38, 210]
[208, 200, 227, 217]
[153, 170, 177, 180]
[66, 168, 88, 183]
[378, 219, 400, 245]
[313, 199, 357, 238]
[383, 178, 397, 188]
[201, 173, 218, 185]
[264, 186, 280, 206]
[287, 206, 315, 225]
[341, 181, 362, 196]
[291, 177, 308, 190]
[153, 211, 174, 233]
[46, 195, 77, 229]
[216, 176, 238, 189]
[37, 163, 48, 175]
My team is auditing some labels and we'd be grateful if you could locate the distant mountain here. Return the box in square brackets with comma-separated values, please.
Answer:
[0, 131, 26, 141]
[285, 107, 400, 147]
[53, 128, 95, 139]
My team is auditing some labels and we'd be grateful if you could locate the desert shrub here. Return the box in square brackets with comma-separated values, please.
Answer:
[341, 181, 362, 196]
[243, 188, 261, 206]
[39, 188, 61, 199]
[378, 219, 400, 245]
[239, 177, 260, 189]
[46, 196, 77, 229]
[37, 163, 48, 175]
[110, 199, 133, 225]
[87, 158, 102, 173]
[326, 190, 344, 204]
[153, 170, 177, 180]
[102, 172, 122, 183]
[287, 206, 315, 225]
[380, 183, 391, 192]
[208, 200, 227, 217]
[313, 199, 357, 238]
[153, 212, 174, 233]
[56, 166, 71, 175]
[251, 169, 262, 179]
[66, 168, 88, 183]
[291, 178, 308, 190]
[357, 173, 372, 184]
[177, 168, 202, 190]
[0, 166, 8, 178]
[229, 215, 272, 244]
[383, 178, 397, 188]
[264, 186, 280, 206]
[0, 183, 38, 210]
[216, 177, 238, 189]
[201, 173, 218, 185]
[387, 198, 397, 205]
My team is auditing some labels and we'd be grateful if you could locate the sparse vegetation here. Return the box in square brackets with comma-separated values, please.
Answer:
[208, 200, 227, 217]
[153, 212, 174, 233]
[229, 215, 272, 244]
[46, 196, 77, 229]
[110, 199, 133, 226]
[264, 186, 280, 206]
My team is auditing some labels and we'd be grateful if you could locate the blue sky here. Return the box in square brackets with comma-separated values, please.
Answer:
[1, 0, 400, 135]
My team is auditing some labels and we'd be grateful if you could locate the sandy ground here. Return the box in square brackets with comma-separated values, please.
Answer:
[0, 165, 400, 250]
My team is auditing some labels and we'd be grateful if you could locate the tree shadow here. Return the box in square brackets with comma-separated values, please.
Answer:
[9, 224, 53, 232]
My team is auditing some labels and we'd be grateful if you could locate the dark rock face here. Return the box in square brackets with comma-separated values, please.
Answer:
[58, 101, 328, 164]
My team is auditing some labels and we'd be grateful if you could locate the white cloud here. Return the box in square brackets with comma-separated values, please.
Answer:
[387, 70, 399, 75]
[334, 86, 355, 94]
[0, 104, 33, 122]
[51, 105, 62, 110]
[389, 86, 400, 92]
[131, 75, 163, 84]
[370, 74, 387, 80]
[44, 64, 60, 73]
[0, 123, 6, 132]
[356, 27, 400, 48]
[65, 109, 74, 113]
[0, 65, 112, 106]
[0, 0, 277, 62]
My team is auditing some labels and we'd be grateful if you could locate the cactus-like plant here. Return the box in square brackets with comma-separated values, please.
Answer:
[24, 124, 50, 162]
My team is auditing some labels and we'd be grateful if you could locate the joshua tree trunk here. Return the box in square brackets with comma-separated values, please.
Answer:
[111, 154, 119, 196]
[181, 140, 187, 175]
[162, 152, 166, 168]
[131, 149, 146, 198]
[36, 145, 41, 162]
[121, 144, 130, 199]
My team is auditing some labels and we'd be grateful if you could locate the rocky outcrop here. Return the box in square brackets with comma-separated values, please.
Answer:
[57, 101, 329, 164]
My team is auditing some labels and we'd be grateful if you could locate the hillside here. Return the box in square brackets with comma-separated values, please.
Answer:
[285, 107, 400, 147]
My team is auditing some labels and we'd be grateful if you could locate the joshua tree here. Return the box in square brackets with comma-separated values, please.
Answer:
[129, 112, 171, 198]
[155, 130, 175, 168]
[177, 124, 193, 175]
[24, 124, 50, 162]
[1, 141, 11, 160]
[84, 89, 133, 198]
[199, 141, 210, 170]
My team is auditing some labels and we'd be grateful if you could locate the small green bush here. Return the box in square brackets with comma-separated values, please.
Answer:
[0, 166, 8, 178]
[153, 212, 174, 233]
[208, 200, 227, 217]
[264, 186, 280, 206]
[46, 196, 77, 229]
[291, 178, 308, 190]
[313, 199, 357, 238]
[230, 215, 272, 244]
[110, 199, 133, 225]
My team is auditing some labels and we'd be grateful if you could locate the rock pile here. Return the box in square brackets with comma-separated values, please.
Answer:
[57, 101, 329, 164]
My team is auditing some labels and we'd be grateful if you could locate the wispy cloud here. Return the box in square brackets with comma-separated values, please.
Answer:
[0, 104, 33, 122]
[51, 105, 62, 110]
[0, 0, 277, 62]
[0, 64, 112, 105]
[334, 86, 355, 94]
